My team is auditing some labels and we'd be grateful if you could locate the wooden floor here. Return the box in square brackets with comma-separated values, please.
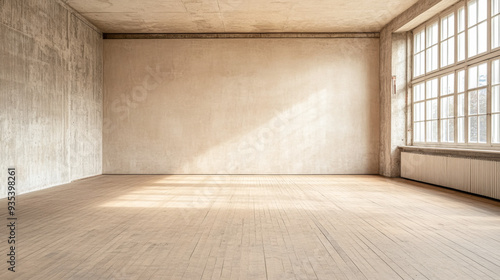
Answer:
[1, 175, 500, 279]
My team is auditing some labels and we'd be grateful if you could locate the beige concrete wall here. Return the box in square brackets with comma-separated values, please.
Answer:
[0, 0, 103, 197]
[103, 38, 379, 174]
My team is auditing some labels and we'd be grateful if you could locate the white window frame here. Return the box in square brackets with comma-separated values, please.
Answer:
[410, 0, 500, 149]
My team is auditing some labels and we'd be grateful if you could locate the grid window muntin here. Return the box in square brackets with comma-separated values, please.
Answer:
[411, 0, 500, 148]
[412, 1, 498, 78]
[412, 57, 500, 147]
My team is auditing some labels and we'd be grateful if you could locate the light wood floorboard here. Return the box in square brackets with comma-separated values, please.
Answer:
[1, 175, 500, 279]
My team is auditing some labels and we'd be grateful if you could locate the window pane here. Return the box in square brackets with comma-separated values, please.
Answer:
[469, 0, 478, 26]
[458, 6, 465, 32]
[414, 51, 426, 77]
[427, 22, 438, 47]
[441, 38, 455, 67]
[458, 93, 465, 116]
[441, 96, 454, 118]
[478, 89, 487, 114]
[479, 63, 488, 86]
[420, 31, 425, 51]
[448, 96, 454, 117]
[427, 120, 438, 142]
[419, 52, 425, 75]
[469, 26, 478, 57]
[449, 119, 455, 142]
[469, 116, 478, 142]
[458, 33, 466, 61]
[441, 14, 455, 40]
[493, 59, 500, 85]
[414, 32, 420, 52]
[441, 120, 449, 142]
[469, 90, 478, 114]
[414, 53, 422, 77]
[493, 114, 500, 143]
[469, 66, 478, 89]
[414, 30, 425, 52]
[432, 46, 438, 71]
[458, 117, 465, 143]
[448, 14, 454, 36]
[427, 99, 438, 120]
[441, 74, 448, 95]
[426, 78, 438, 98]
[414, 102, 425, 121]
[427, 45, 438, 72]
[441, 17, 449, 39]
[441, 40, 448, 67]
[441, 119, 455, 143]
[493, 86, 500, 112]
[414, 83, 425, 101]
[493, 0, 500, 16]
[458, 70, 466, 92]
[441, 98, 448, 118]
[414, 122, 425, 142]
[479, 115, 487, 143]
[478, 0, 487, 21]
[447, 37, 454, 65]
[478, 21, 487, 54]
[493, 15, 500, 49]
[440, 74, 454, 95]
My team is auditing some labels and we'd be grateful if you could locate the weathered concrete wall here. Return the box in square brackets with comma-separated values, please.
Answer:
[379, 30, 408, 177]
[0, 0, 102, 197]
[103, 38, 379, 174]
[68, 13, 103, 181]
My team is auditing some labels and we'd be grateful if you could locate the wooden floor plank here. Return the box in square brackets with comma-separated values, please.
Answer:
[1, 175, 500, 279]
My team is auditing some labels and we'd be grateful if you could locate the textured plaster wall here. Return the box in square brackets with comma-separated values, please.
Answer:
[379, 30, 407, 177]
[0, 0, 103, 197]
[103, 38, 379, 174]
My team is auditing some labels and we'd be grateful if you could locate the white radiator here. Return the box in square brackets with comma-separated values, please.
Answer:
[401, 152, 500, 200]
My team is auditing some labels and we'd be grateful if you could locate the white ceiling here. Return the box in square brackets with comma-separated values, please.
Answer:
[64, 0, 420, 33]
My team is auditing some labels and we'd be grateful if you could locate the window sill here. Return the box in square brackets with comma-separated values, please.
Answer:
[399, 146, 500, 161]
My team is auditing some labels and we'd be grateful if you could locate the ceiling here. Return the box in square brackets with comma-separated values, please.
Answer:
[64, 0, 420, 33]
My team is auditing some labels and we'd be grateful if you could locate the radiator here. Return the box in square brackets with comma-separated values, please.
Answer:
[401, 152, 500, 200]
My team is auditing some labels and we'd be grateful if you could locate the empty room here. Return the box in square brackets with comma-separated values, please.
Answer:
[2, 0, 500, 279]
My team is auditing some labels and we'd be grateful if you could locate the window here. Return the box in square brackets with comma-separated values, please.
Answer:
[411, 0, 500, 148]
